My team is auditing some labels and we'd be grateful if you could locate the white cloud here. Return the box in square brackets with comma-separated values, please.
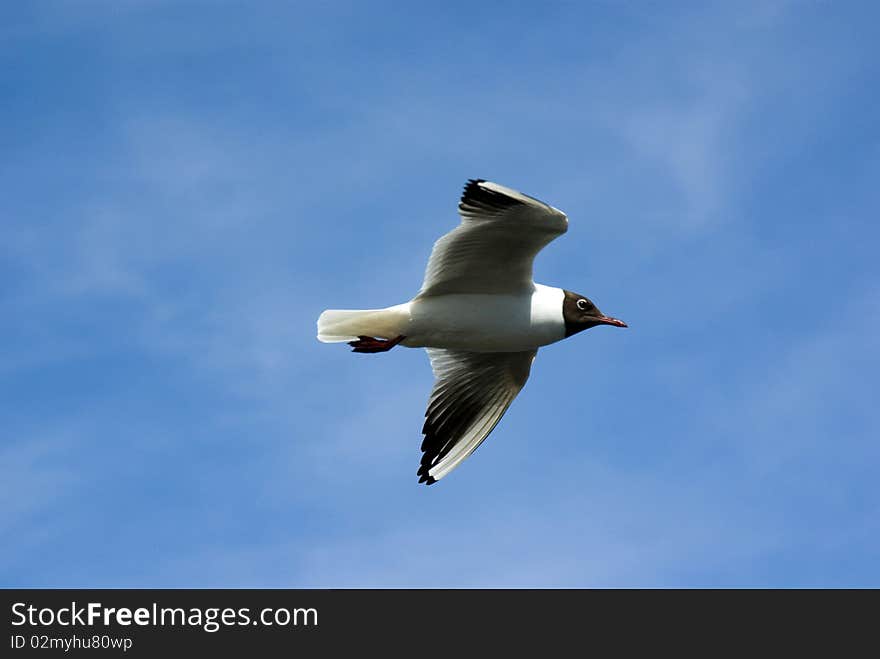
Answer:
[0, 434, 80, 551]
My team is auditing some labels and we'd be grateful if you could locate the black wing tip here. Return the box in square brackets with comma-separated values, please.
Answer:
[417, 465, 437, 485]
[459, 178, 523, 215]
[463, 178, 487, 193]
[420, 412, 455, 485]
[417, 444, 438, 485]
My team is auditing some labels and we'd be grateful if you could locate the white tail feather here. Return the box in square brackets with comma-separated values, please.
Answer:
[316, 305, 410, 343]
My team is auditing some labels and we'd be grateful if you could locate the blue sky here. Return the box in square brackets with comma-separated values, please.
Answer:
[2, 1, 878, 587]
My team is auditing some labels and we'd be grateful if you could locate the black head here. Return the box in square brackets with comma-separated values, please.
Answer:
[563, 290, 627, 337]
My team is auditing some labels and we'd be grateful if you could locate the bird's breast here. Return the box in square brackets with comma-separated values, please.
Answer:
[404, 286, 565, 352]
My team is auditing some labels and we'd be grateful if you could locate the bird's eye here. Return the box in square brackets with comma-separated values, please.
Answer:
[577, 299, 589, 311]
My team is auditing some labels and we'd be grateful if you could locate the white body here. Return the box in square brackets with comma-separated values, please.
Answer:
[317, 284, 566, 352]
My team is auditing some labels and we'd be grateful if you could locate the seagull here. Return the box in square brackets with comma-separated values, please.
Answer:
[317, 179, 627, 485]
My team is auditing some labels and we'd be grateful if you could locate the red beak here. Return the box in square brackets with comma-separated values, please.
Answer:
[599, 316, 628, 328]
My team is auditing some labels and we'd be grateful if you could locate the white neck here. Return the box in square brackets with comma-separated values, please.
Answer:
[530, 284, 566, 345]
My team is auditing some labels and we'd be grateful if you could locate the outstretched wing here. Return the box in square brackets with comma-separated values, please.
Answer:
[418, 179, 568, 297]
[419, 348, 537, 484]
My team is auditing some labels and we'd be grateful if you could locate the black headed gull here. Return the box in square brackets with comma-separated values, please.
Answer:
[317, 179, 627, 485]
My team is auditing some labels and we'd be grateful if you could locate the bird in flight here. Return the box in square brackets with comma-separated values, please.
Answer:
[317, 179, 627, 485]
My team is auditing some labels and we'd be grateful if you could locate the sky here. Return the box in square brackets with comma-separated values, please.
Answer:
[2, 1, 879, 587]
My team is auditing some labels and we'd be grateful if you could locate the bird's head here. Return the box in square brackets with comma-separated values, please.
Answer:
[562, 290, 627, 337]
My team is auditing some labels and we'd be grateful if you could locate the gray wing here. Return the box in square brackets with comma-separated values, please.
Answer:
[418, 180, 568, 297]
[418, 348, 537, 484]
